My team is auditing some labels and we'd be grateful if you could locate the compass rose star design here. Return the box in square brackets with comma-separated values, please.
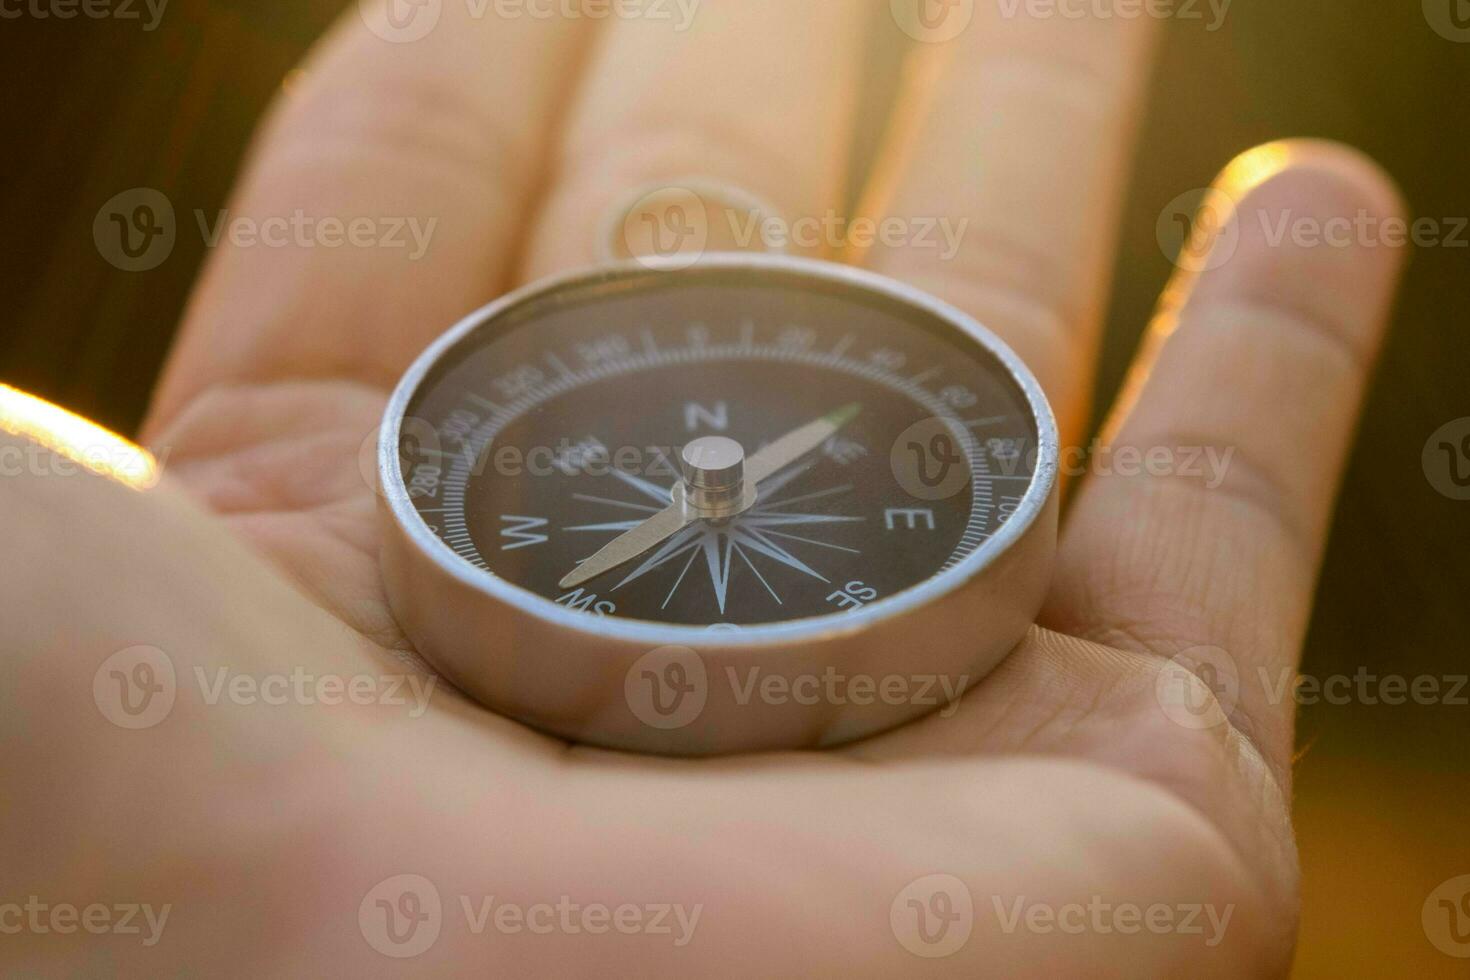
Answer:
[565, 467, 863, 614]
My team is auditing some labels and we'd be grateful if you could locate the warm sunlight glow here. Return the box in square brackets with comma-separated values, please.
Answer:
[1109, 141, 1304, 441]
[0, 383, 159, 490]
[1216, 140, 1296, 199]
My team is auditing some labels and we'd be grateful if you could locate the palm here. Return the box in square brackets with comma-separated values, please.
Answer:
[124, 325, 1288, 978]
[4, 4, 1406, 975]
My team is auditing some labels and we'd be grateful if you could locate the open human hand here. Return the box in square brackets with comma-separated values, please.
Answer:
[3, 3, 1405, 975]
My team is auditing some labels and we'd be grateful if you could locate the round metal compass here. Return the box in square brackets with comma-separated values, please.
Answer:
[379, 255, 1058, 754]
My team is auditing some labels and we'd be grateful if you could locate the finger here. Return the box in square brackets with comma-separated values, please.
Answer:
[860, 9, 1160, 441]
[518, 0, 872, 279]
[1042, 140, 1408, 776]
[145, 6, 593, 435]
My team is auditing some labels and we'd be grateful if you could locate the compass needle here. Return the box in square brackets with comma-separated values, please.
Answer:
[558, 495, 693, 590]
[557, 405, 859, 589]
[744, 402, 861, 486]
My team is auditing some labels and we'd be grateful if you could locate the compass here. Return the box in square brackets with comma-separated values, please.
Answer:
[378, 256, 1058, 754]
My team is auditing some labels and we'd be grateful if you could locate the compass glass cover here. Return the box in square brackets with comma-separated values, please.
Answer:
[397, 265, 1040, 628]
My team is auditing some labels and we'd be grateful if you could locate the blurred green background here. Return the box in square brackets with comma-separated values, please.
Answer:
[1, 2, 1466, 973]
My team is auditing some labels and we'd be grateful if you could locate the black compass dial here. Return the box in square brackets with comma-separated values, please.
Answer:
[397, 264, 1039, 627]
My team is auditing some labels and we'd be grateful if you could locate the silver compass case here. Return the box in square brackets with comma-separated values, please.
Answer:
[378, 255, 1059, 755]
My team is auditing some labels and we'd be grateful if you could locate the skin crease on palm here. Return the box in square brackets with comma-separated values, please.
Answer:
[0, 1, 1409, 976]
